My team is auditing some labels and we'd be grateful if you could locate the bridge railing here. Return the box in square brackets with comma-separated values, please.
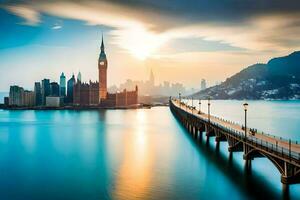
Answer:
[171, 99, 300, 161]
[173, 98, 300, 145]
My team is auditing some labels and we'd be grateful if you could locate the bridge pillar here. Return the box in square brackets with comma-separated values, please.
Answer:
[281, 162, 300, 184]
[227, 136, 243, 152]
[243, 143, 254, 161]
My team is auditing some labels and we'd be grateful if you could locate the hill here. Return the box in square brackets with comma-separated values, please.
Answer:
[192, 51, 300, 100]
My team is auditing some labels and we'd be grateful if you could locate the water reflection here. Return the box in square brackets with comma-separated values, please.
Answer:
[178, 118, 278, 200]
[113, 110, 154, 199]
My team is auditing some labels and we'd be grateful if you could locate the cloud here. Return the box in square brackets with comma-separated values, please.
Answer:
[2, 0, 300, 57]
[52, 25, 62, 30]
[4, 4, 40, 26]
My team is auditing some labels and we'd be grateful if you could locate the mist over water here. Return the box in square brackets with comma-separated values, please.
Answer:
[0, 104, 299, 199]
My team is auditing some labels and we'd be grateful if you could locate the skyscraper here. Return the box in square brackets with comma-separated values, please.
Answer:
[9, 85, 24, 106]
[77, 71, 82, 83]
[67, 74, 76, 103]
[50, 82, 60, 96]
[60, 72, 66, 96]
[98, 34, 108, 101]
[41, 79, 50, 105]
[150, 69, 155, 87]
[34, 82, 42, 106]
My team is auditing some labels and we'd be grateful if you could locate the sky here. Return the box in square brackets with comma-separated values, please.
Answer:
[1, 0, 300, 91]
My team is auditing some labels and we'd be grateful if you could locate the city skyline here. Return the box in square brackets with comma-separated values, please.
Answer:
[1, 1, 300, 91]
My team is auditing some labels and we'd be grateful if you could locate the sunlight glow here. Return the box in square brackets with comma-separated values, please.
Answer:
[112, 25, 167, 60]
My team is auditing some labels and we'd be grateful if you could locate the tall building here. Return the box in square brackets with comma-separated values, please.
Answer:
[34, 82, 42, 106]
[50, 82, 60, 96]
[41, 79, 50, 105]
[23, 90, 35, 106]
[67, 74, 76, 103]
[98, 34, 108, 101]
[9, 85, 24, 106]
[77, 71, 82, 83]
[150, 69, 155, 86]
[201, 79, 207, 91]
[60, 72, 66, 96]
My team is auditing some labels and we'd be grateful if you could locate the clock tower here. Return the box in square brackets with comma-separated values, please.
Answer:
[98, 34, 108, 101]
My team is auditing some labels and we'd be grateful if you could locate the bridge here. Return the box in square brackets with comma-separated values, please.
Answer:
[169, 98, 300, 184]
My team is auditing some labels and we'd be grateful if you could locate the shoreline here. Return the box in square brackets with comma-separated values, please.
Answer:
[0, 103, 169, 111]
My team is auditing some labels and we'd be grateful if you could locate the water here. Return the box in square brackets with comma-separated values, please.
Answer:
[0, 103, 299, 200]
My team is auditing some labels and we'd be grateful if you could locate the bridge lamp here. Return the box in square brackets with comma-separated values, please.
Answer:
[192, 97, 194, 114]
[243, 103, 249, 141]
[198, 99, 201, 114]
[208, 97, 211, 123]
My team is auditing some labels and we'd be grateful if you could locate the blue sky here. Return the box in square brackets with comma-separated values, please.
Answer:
[0, 0, 300, 91]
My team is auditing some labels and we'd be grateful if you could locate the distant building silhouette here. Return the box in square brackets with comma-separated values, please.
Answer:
[201, 79, 207, 91]
[34, 82, 42, 106]
[41, 79, 50, 105]
[111, 69, 186, 97]
[60, 72, 66, 96]
[67, 75, 76, 103]
[149, 69, 155, 86]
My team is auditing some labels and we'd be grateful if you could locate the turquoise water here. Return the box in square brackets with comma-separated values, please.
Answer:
[0, 103, 300, 199]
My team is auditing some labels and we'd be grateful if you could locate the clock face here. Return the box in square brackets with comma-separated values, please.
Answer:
[100, 61, 105, 66]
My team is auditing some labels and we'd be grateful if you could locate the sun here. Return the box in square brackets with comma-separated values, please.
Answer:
[113, 25, 166, 60]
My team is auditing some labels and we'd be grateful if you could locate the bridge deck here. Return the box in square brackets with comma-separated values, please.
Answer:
[172, 99, 300, 155]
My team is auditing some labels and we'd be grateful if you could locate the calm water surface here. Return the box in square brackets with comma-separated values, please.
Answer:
[0, 101, 300, 200]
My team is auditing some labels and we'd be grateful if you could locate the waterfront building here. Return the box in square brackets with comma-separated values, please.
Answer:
[98, 34, 108, 101]
[9, 85, 34, 106]
[46, 96, 62, 107]
[59, 72, 66, 96]
[50, 82, 60, 96]
[34, 82, 42, 106]
[73, 80, 99, 106]
[4, 97, 9, 106]
[9, 85, 24, 106]
[41, 79, 50, 105]
[67, 74, 76, 103]
[23, 90, 35, 106]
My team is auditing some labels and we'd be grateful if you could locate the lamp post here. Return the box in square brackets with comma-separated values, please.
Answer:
[198, 99, 201, 114]
[207, 97, 211, 136]
[208, 97, 211, 124]
[243, 103, 248, 141]
[192, 97, 194, 114]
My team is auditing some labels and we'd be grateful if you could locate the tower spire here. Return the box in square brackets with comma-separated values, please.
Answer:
[101, 32, 105, 52]
[99, 31, 107, 60]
